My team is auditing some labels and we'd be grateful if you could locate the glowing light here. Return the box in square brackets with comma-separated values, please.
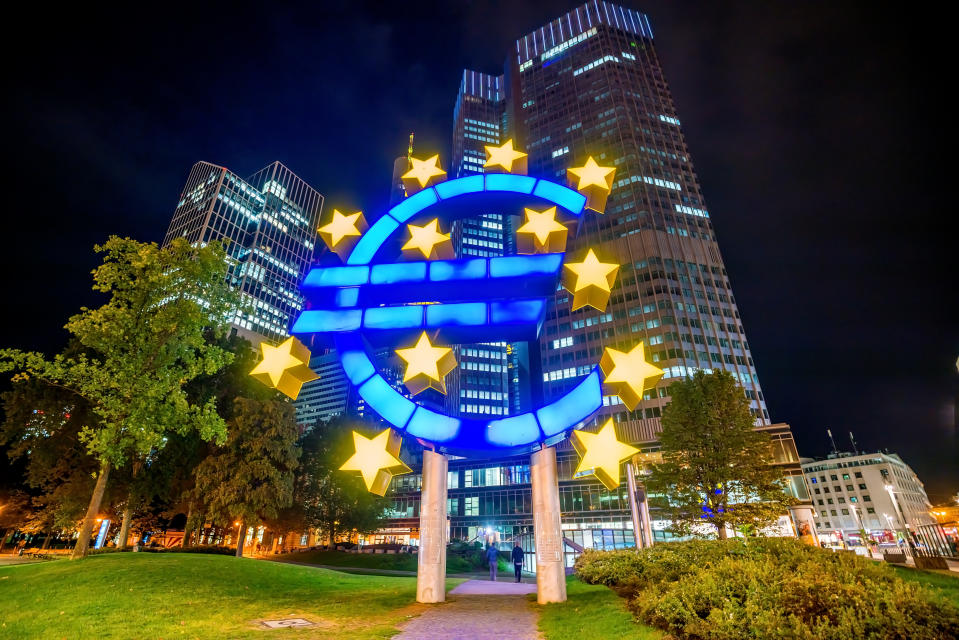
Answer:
[317, 209, 367, 259]
[402, 219, 454, 260]
[570, 419, 639, 490]
[339, 428, 412, 496]
[249, 336, 319, 400]
[401, 154, 447, 195]
[567, 156, 616, 213]
[600, 342, 664, 410]
[483, 139, 528, 174]
[395, 331, 457, 395]
[561, 248, 619, 311]
[516, 206, 568, 254]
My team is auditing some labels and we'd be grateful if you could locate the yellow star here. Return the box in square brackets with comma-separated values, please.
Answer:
[249, 336, 319, 400]
[340, 428, 412, 496]
[567, 157, 616, 213]
[401, 154, 447, 195]
[570, 419, 639, 490]
[516, 206, 568, 254]
[401, 219, 454, 260]
[600, 342, 664, 411]
[317, 209, 367, 260]
[561, 249, 619, 311]
[484, 139, 528, 174]
[395, 331, 457, 395]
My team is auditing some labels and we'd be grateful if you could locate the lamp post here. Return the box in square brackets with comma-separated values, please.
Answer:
[849, 503, 869, 556]
[884, 484, 914, 556]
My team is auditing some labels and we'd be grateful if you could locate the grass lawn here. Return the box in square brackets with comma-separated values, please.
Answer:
[892, 565, 959, 608]
[0, 553, 462, 639]
[275, 549, 476, 574]
[535, 576, 662, 640]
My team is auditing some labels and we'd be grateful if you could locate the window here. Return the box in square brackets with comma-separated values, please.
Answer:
[820, 510, 827, 517]
[858, 484, 867, 490]
[841, 508, 849, 515]
[814, 488, 821, 495]
[820, 475, 826, 482]
[824, 487, 830, 493]
[854, 472, 863, 479]
[838, 498, 846, 504]
[850, 497, 858, 503]
[817, 499, 824, 506]
[863, 495, 871, 502]
[866, 508, 875, 514]
[810, 477, 817, 484]
[842, 473, 850, 480]
[464, 496, 478, 516]
[827, 499, 834, 505]
[830, 475, 838, 481]
[834, 486, 842, 493]
[830, 510, 838, 516]
[846, 485, 854, 491]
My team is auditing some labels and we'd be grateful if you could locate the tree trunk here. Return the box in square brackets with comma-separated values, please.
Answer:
[181, 503, 194, 548]
[72, 460, 111, 560]
[235, 523, 247, 558]
[0, 528, 7, 554]
[329, 520, 336, 548]
[716, 523, 728, 540]
[117, 505, 133, 550]
[41, 529, 53, 550]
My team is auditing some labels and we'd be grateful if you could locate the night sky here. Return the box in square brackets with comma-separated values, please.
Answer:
[5, 2, 956, 499]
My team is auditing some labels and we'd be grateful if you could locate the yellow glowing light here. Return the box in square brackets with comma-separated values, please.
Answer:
[339, 428, 412, 496]
[516, 206, 567, 254]
[317, 209, 367, 259]
[570, 419, 639, 490]
[600, 342, 664, 411]
[401, 154, 447, 195]
[567, 156, 616, 213]
[249, 336, 319, 400]
[483, 139, 528, 174]
[395, 331, 457, 395]
[561, 248, 619, 311]
[402, 219, 454, 260]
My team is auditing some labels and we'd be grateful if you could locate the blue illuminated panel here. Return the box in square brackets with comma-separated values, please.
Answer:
[489, 299, 545, 325]
[536, 369, 603, 437]
[358, 375, 416, 429]
[347, 216, 399, 265]
[406, 406, 461, 442]
[485, 173, 536, 194]
[334, 287, 360, 307]
[533, 180, 587, 215]
[435, 174, 484, 199]
[291, 309, 362, 334]
[370, 262, 427, 285]
[339, 349, 376, 386]
[304, 265, 369, 287]
[426, 302, 487, 327]
[489, 254, 562, 278]
[363, 306, 424, 330]
[486, 413, 542, 448]
[429, 258, 487, 282]
[388, 188, 439, 223]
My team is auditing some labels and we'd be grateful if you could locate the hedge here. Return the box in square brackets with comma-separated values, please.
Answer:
[574, 538, 959, 640]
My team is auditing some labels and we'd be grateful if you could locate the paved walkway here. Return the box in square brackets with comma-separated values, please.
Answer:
[393, 579, 540, 640]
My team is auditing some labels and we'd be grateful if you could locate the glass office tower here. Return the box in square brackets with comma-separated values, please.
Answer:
[374, 3, 812, 552]
[163, 161, 323, 343]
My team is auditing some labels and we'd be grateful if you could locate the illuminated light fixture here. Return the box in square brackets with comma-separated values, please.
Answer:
[249, 336, 319, 400]
[570, 419, 639, 490]
[483, 138, 528, 174]
[516, 206, 568, 254]
[395, 331, 457, 395]
[402, 219, 454, 260]
[567, 156, 616, 213]
[401, 154, 447, 195]
[317, 208, 368, 260]
[599, 342, 664, 411]
[339, 428, 412, 496]
[561, 248, 619, 311]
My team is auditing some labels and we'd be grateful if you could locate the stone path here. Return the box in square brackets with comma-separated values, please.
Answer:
[393, 579, 540, 640]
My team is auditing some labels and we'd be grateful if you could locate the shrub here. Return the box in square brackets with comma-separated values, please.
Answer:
[575, 538, 959, 639]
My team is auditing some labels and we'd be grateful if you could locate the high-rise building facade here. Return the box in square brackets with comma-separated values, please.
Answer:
[163, 161, 323, 343]
[374, 3, 813, 553]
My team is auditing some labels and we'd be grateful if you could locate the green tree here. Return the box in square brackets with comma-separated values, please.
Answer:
[647, 370, 796, 539]
[0, 237, 237, 558]
[299, 417, 389, 546]
[192, 397, 300, 557]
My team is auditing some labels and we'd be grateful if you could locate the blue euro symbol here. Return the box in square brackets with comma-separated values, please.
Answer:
[292, 175, 603, 456]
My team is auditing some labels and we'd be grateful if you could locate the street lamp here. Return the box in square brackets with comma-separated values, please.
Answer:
[884, 484, 914, 555]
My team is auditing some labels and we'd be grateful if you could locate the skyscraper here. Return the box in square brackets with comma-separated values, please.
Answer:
[377, 2, 812, 551]
[163, 161, 323, 343]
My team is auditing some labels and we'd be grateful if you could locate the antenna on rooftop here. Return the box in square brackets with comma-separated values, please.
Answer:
[826, 429, 838, 455]
[849, 431, 859, 455]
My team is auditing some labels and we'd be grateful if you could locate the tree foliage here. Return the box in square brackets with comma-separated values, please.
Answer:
[0, 237, 238, 557]
[298, 416, 389, 545]
[647, 370, 795, 539]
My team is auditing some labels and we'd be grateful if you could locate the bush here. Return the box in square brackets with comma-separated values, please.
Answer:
[575, 538, 959, 639]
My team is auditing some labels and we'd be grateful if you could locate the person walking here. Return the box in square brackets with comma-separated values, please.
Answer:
[511, 542, 525, 583]
[486, 543, 499, 581]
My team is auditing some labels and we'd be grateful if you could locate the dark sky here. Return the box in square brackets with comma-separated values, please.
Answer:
[5, 1, 956, 499]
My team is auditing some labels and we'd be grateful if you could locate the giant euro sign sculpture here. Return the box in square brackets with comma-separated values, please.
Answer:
[290, 152, 662, 489]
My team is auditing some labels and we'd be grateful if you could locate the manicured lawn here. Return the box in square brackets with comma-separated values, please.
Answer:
[0, 553, 462, 639]
[535, 576, 662, 640]
[276, 549, 476, 573]
[892, 565, 959, 608]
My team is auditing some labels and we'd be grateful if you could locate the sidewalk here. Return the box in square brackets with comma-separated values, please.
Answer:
[393, 579, 540, 640]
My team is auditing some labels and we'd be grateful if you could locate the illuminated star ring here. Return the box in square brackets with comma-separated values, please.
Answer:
[293, 175, 606, 456]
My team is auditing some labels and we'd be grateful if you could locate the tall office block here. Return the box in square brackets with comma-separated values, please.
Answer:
[163, 161, 323, 343]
